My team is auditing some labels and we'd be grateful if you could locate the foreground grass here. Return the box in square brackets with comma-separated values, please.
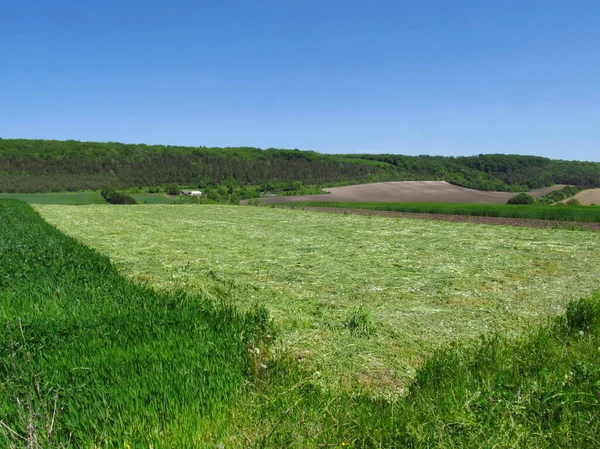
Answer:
[279, 201, 600, 222]
[0, 191, 106, 205]
[36, 204, 600, 392]
[0, 200, 259, 447]
[237, 294, 600, 448]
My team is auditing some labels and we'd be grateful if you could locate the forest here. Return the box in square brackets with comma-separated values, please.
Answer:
[1, 138, 599, 193]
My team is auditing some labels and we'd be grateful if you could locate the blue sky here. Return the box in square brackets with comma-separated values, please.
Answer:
[1, 0, 599, 161]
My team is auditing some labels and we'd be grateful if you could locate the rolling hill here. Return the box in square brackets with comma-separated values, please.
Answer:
[1, 138, 599, 193]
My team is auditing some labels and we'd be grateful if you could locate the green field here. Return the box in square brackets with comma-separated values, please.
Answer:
[277, 201, 600, 222]
[131, 192, 180, 203]
[4, 200, 600, 447]
[0, 191, 107, 204]
[0, 191, 188, 205]
[37, 204, 600, 390]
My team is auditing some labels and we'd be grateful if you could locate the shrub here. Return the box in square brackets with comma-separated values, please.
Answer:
[507, 193, 535, 205]
[536, 185, 586, 205]
[566, 198, 582, 206]
[100, 188, 137, 204]
[167, 184, 180, 195]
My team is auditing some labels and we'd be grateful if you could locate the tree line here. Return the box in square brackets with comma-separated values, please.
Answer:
[1, 138, 599, 193]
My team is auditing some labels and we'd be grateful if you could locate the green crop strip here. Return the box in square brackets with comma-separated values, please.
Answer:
[0, 191, 107, 205]
[279, 201, 600, 222]
[0, 200, 267, 447]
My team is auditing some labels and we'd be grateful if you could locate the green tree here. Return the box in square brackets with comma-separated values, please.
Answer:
[166, 184, 180, 195]
[507, 193, 535, 205]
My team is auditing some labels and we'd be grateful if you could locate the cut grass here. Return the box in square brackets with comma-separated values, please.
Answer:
[278, 201, 600, 222]
[0, 191, 106, 204]
[36, 204, 600, 393]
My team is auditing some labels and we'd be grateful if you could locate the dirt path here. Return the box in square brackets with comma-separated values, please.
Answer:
[280, 206, 600, 231]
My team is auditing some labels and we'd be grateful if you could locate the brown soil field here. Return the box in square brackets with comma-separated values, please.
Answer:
[528, 184, 568, 197]
[285, 206, 600, 231]
[253, 181, 567, 205]
[569, 188, 600, 205]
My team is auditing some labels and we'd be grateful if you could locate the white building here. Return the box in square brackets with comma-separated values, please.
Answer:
[181, 190, 203, 197]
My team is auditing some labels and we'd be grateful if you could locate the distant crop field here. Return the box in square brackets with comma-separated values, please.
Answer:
[0, 191, 186, 205]
[279, 201, 600, 222]
[36, 204, 600, 391]
[569, 188, 600, 205]
[0, 191, 106, 204]
[253, 181, 569, 205]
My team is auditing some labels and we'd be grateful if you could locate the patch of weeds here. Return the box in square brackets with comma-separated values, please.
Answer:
[243, 304, 278, 381]
[559, 296, 600, 334]
[552, 222, 588, 231]
[344, 305, 376, 337]
[248, 198, 261, 206]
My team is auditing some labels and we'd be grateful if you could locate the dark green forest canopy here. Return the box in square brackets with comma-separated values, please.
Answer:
[1, 138, 599, 193]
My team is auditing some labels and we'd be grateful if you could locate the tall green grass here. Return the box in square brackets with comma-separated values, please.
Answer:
[0, 200, 269, 447]
[236, 294, 600, 448]
[281, 201, 600, 222]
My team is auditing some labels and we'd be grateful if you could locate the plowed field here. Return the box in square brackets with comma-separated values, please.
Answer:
[255, 181, 566, 204]
[570, 188, 600, 205]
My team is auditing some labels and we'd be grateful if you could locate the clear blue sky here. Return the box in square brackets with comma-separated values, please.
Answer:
[1, 0, 599, 161]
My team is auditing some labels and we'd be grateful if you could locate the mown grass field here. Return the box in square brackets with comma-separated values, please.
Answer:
[0, 191, 107, 204]
[5, 200, 600, 447]
[278, 201, 600, 222]
[36, 204, 600, 391]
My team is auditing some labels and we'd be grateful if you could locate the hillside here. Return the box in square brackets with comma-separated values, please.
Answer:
[1, 138, 599, 193]
[347, 153, 600, 190]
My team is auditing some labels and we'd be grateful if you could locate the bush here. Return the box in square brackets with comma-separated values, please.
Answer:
[507, 193, 535, 205]
[100, 189, 137, 204]
[167, 184, 180, 195]
[566, 198, 582, 206]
